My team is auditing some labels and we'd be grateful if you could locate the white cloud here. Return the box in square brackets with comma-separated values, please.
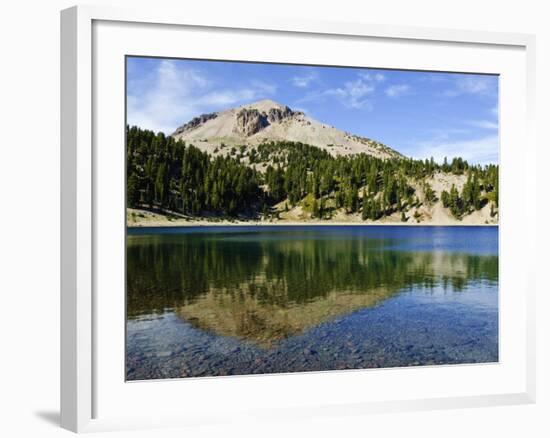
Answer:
[290, 72, 318, 88]
[410, 135, 498, 165]
[252, 80, 277, 94]
[324, 78, 375, 109]
[424, 128, 471, 142]
[295, 71, 385, 110]
[467, 120, 499, 130]
[385, 84, 410, 98]
[127, 60, 276, 134]
[443, 75, 497, 98]
[127, 60, 208, 134]
[359, 72, 385, 82]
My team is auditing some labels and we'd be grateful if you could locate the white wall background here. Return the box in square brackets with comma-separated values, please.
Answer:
[0, 1, 547, 437]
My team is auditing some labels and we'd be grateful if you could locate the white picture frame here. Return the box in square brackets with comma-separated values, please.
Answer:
[60, 4, 537, 433]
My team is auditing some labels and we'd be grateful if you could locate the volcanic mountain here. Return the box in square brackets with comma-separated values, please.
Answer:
[171, 99, 401, 159]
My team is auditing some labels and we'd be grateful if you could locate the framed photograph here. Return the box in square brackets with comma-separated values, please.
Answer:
[61, 5, 536, 432]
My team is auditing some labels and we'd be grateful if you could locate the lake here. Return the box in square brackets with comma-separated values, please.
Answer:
[126, 225, 498, 380]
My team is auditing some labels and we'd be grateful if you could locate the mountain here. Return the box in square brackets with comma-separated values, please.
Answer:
[171, 99, 401, 160]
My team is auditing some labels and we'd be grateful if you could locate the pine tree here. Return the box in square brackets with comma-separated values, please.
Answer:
[362, 195, 370, 220]
[312, 198, 319, 219]
[441, 190, 450, 208]
[424, 182, 436, 205]
[319, 198, 325, 219]
[449, 184, 462, 218]
[127, 173, 140, 207]
[125, 126, 499, 223]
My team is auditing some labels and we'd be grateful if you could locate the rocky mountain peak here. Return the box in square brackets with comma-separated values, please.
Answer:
[233, 101, 301, 136]
[234, 108, 269, 136]
[242, 99, 286, 112]
[170, 99, 401, 160]
[172, 112, 218, 136]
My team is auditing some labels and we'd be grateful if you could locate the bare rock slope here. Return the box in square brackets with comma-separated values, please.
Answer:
[171, 99, 400, 159]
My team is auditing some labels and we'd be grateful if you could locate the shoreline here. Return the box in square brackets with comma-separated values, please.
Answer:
[127, 208, 498, 229]
[127, 220, 498, 228]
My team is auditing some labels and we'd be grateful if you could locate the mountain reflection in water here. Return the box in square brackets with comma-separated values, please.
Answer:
[127, 227, 498, 352]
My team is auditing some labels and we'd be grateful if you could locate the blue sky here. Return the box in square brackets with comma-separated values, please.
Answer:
[127, 57, 499, 165]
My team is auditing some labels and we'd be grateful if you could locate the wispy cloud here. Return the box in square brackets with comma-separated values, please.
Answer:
[324, 78, 375, 109]
[466, 120, 499, 130]
[127, 60, 276, 134]
[358, 72, 385, 82]
[297, 73, 380, 109]
[127, 60, 206, 134]
[290, 71, 318, 88]
[424, 128, 471, 142]
[385, 84, 410, 98]
[410, 135, 498, 165]
[443, 75, 497, 98]
[250, 79, 277, 95]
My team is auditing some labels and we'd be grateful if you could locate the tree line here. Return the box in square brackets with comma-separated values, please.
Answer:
[126, 126, 498, 221]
